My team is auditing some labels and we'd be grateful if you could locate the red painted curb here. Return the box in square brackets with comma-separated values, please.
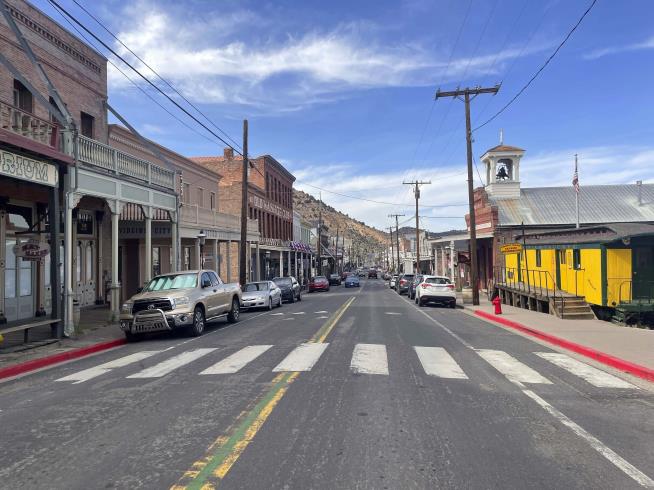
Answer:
[474, 310, 654, 383]
[0, 338, 126, 381]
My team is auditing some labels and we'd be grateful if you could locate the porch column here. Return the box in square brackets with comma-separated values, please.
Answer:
[144, 206, 152, 283]
[0, 209, 5, 324]
[110, 200, 123, 322]
[49, 184, 61, 337]
[449, 240, 455, 284]
[171, 212, 178, 272]
[226, 240, 232, 282]
[288, 250, 292, 276]
[256, 242, 261, 281]
[280, 250, 284, 277]
[194, 238, 201, 269]
[212, 239, 218, 273]
[96, 211, 104, 304]
[63, 191, 80, 336]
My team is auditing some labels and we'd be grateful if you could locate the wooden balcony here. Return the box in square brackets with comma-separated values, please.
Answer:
[77, 134, 176, 191]
[0, 99, 60, 149]
[181, 204, 259, 236]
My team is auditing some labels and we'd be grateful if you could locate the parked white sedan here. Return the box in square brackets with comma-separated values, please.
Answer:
[415, 275, 456, 308]
[242, 281, 282, 310]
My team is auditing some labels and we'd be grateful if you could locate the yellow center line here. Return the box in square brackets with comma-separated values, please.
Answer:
[172, 295, 356, 489]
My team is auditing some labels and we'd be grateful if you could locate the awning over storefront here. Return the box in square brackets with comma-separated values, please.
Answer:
[289, 241, 313, 253]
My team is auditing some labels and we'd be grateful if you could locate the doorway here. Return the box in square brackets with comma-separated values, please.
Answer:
[75, 239, 96, 307]
[4, 238, 35, 321]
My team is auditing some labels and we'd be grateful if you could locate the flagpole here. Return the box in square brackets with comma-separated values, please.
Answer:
[575, 154, 580, 229]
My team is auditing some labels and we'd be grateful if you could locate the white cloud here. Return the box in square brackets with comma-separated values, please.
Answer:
[584, 36, 654, 60]
[106, 2, 545, 112]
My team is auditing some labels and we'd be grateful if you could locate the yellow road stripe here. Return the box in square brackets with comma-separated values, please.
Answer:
[172, 296, 356, 489]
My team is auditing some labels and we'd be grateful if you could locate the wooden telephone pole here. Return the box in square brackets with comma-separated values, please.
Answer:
[435, 85, 500, 305]
[403, 180, 431, 274]
[388, 226, 395, 272]
[316, 193, 322, 275]
[239, 120, 248, 287]
[388, 214, 405, 274]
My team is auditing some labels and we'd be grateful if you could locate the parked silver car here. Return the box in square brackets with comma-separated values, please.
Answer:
[242, 281, 282, 310]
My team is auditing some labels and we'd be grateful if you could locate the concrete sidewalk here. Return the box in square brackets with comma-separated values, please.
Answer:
[0, 307, 124, 373]
[466, 298, 654, 371]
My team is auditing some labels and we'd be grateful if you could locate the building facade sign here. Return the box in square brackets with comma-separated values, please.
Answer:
[13, 238, 50, 261]
[1, 150, 59, 187]
[119, 221, 172, 239]
[260, 237, 290, 248]
[249, 194, 292, 221]
[500, 243, 522, 254]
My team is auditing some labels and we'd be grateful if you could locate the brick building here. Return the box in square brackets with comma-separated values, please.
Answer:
[192, 148, 298, 280]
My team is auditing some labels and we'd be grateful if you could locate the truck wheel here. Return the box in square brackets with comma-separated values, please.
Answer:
[190, 306, 205, 336]
[290, 293, 296, 303]
[228, 297, 240, 323]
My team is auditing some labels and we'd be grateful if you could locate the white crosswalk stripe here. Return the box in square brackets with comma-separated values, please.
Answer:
[477, 349, 552, 385]
[414, 346, 468, 379]
[56, 351, 162, 383]
[127, 348, 217, 378]
[350, 344, 389, 375]
[535, 352, 636, 388]
[272, 343, 329, 372]
[200, 345, 273, 375]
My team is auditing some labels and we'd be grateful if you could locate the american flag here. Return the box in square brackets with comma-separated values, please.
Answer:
[572, 156, 579, 193]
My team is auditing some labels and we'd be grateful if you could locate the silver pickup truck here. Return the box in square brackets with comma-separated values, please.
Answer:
[119, 269, 242, 341]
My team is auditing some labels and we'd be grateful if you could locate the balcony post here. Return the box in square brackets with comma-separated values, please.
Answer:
[111, 147, 118, 174]
[109, 200, 123, 322]
[256, 242, 261, 281]
[171, 211, 179, 273]
[226, 240, 232, 282]
[212, 239, 219, 274]
[143, 206, 152, 283]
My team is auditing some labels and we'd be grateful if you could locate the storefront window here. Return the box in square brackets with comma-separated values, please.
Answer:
[20, 258, 31, 296]
[5, 205, 32, 232]
[5, 239, 16, 299]
[76, 243, 82, 282]
[85, 242, 93, 281]
[153, 247, 161, 277]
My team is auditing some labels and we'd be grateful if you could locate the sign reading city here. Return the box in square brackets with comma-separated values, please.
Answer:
[1, 150, 59, 187]
[13, 239, 50, 261]
[500, 243, 523, 254]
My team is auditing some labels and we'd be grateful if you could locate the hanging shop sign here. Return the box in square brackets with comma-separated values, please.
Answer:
[1, 150, 59, 187]
[13, 238, 50, 261]
[500, 243, 522, 254]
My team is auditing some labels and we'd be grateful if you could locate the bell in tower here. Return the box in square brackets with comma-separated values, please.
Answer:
[481, 130, 525, 200]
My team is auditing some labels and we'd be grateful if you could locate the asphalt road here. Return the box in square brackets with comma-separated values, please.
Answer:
[1, 279, 653, 489]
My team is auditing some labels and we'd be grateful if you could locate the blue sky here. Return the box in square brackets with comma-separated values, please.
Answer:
[35, 0, 654, 231]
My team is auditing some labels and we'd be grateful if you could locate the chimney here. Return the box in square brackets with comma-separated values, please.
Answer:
[637, 180, 643, 206]
[224, 147, 234, 160]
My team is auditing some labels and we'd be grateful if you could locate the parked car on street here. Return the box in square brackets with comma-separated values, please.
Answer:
[408, 274, 424, 300]
[389, 274, 398, 289]
[242, 281, 282, 310]
[309, 275, 330, 292]
[273, 276, 302, 303]
[415, 275, 456, 308]
[120, 270, 242, 341]
[329, 273, 342, 286]
[397, 273, 415, 295]
[344, 274, 360, 288]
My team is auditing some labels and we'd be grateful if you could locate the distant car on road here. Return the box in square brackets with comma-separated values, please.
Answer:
[344, 274, 360, 288]
[397, 273, 415, 295]
[367, 269, 378, 279]
[309, 276, 330, 292]
[415, 275, 456, 308]
[273, 276, 302, 303]
[242, 281, 282, 310]
[408, 274, 424, 300]
[329, 273, 342, 286]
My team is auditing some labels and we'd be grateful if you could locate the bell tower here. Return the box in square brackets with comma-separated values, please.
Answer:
[481, 130, 524, 199]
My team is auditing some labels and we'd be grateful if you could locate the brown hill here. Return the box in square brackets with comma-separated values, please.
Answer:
[293, 189, 388, 250]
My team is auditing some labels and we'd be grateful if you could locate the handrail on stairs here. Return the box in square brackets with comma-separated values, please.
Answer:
[493, 265, 568, 316]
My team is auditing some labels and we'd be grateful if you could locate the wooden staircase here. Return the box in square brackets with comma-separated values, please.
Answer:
[551, 297, 595, 320]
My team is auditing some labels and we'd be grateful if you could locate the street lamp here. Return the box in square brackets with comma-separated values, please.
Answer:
[197, 229, 206, 268]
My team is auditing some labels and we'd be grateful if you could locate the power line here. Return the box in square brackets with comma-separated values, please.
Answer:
[473, 0, 598, 131]
[70, 0, 242, 152]
[46, 0, 242, 155]
[47, 3, 221, 149]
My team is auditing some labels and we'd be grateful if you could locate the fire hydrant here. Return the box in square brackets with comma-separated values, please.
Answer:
[492, 295, 502, 315]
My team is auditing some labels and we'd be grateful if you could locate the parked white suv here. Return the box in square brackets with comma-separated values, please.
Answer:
[415, 275, 456, 308]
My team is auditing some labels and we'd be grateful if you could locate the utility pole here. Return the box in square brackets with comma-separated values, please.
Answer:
[388, 214, 405, 274]
[403, 181, 431, 273]
[239, 120, 248, 287]
[335, 225, 340, 274]
[317, 193, 322, 275]
[436, 84, 500, 305]
[388, 226, 395, 272]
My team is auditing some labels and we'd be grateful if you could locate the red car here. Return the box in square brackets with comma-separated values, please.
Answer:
[309, 275, 330, 292]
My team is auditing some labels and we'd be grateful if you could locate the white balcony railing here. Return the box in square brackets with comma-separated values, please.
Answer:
[77, 134, 176, 191]
[181, 204, 259, 235]
[0, 99, 60, 149]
